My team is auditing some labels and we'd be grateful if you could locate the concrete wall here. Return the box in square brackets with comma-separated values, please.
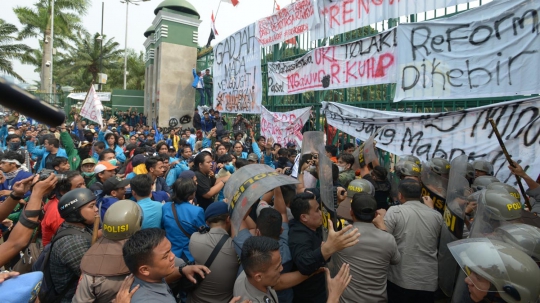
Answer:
[156, 42, 196, 128]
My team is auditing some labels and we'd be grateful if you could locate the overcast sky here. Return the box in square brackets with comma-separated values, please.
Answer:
[1, 0, 292, 84]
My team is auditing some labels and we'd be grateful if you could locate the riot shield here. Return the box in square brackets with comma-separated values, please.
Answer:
[421, 160, 449, 214]
[449, 238, 540, 303]
[494, 223, 540, 261]
[438, 155, 471, 297]
[358, 127, 386, 168]
[301, 131, 324, 155]
[225, 164, 299, 234]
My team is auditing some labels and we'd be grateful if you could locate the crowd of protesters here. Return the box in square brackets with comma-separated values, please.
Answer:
[0, 105, 538, 303]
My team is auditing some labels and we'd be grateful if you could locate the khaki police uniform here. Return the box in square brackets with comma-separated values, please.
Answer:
[233, 271, 279, 303]
[73, 237, 130, 303]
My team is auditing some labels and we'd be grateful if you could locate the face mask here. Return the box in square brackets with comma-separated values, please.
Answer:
[82, 171, 95, 177]
[109, 159, 118, 166]
[338, 165, 345, 172]
[9, 142, 21, 150]
[7, 131, 14, 135]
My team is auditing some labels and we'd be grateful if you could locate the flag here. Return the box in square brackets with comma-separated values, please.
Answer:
[80, 84, 104, 128]
[211, 11, 218, 36]
[223, 0, 239, 6]
[206, 28, 216, 48]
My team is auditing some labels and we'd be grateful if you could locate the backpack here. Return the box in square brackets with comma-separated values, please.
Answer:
[215, 118, 225, 137]
[37, 226, 92, 303]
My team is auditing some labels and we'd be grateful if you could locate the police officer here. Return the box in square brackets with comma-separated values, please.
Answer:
[395, 161, 421, 181]
[472, 160, 494, 178]
[427, 157, 450, 178]
[398, 155, 421, 167]
[337, 179, 375, 221]
[449, 238, 540, 303]
[73, 199, 143, 303]
[471, 176, 500, 192]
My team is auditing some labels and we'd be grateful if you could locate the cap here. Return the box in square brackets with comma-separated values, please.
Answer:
[94, 161, 118, 174]
[103, 176, 130, 195]
[247, 153, 258, 162]
[205, 201, 229, 221]
[0, 271, 43, 303]
[351, 193, 378, 221]
[201, 148, 213, 154]
[236, 113, 242, 116]
[286, 142, 296, 148]
[81, 158, 97, 165]
[132, 154, 147, 167]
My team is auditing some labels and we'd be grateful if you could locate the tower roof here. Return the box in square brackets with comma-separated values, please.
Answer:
[154, 0, 200, 19]
[144, 24, 155, 38]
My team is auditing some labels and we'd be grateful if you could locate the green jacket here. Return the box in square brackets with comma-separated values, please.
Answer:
[60, 131, 81, 170]
[339, 169, 356, 188]
[203, 74, 213, 87]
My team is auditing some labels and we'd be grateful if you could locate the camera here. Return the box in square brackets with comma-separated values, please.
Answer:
[38, 169, 66, 182]
[45, 61, 51, 67]
[284, 167, 292, 175]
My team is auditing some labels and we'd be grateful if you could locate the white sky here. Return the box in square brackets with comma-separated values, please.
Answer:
[1, 0, 293, 84]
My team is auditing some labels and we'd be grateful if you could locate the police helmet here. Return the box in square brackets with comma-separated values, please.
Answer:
[495, 223, 540, 261]
[399, 155, 421, 166]
[450, 239, 540, 303]
[396, 161, 421, 179]
[466, 163, 475, 180]
[427, 158, 450, 176]
[347, 179, 375, 197]
[472, 175, 500, 192]
[103, 200, 143, 241]
[487, 182, 521, 201]
[473, 160, 494, 175]
[483, 189, 522, 221]
[58, 188, 96, 223]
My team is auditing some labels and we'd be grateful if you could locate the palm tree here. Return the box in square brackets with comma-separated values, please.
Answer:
[126, 50, 145, 90]
[14, 0, 90, 92]
[56, 32, 123, 90]
[0, 19, 31, 81]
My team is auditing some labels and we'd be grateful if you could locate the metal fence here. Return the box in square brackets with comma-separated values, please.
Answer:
[196, 0, 533, 134]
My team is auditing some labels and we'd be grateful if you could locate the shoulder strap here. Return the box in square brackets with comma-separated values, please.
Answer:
[204, 234, 230, 268]
[171, 203, 192, 239]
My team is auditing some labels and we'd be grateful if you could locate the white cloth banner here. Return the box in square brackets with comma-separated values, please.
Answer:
[255, 0, 319, 47]
[267, 28, 397, 96]
[322, 97, 540, 187]
[80, 85, 104, 128]
[395, 0, 540, 101]
[260, 106, 311, 146]
[310, 0, 470, 40]
[213, 23, 263, 114]
[67, 92, 111, 101]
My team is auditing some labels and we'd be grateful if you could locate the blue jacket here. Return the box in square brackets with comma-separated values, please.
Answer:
[201, 117, 214, 133]
[165, 161, 190, 187]
[192, 68, 204, 88]
[97, 196, 119, 220]
[162, 201, 205, 262]
[26, 142, 68, 172]
[138, 197, 163, 229]
[98, 131, 127, 163]
[0, 170, 33, 201]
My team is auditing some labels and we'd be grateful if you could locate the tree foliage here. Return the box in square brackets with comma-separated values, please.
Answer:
[0, 19, 31, 81]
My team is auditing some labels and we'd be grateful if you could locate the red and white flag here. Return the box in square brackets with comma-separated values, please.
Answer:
[80, 85, 103, 127]
[211, 11, 218, 36]
[223, 0, 239, 7]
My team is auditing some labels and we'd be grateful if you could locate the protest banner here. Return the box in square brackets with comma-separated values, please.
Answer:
[268, 28, 397, 96]
[67, 92, 111, 101]
[213, 23, 263, 114]
[80, 85, 103, 127]
[311, 0, 470, 40]
[260, 106, 311, 146]
[395, 0, 540, 101]
[322, 97, 540, 189]
[255, 0, 319, 47]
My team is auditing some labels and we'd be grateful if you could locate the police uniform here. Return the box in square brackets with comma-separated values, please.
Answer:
[73, 237, 130, 303]
[233, 271, 279, 303]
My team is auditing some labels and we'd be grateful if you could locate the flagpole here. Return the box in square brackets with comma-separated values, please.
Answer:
[215, 0, 223, 20]
[81, 80, 95, 109]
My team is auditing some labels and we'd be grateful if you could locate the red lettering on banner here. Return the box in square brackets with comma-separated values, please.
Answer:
[315, 47, 336, 65]
[342, 0, 354, 24]
[374, 53, 394, 77]
[329, 5, 340, 27]
[287, 70, 326, 93]
[331, 63, 341, 84]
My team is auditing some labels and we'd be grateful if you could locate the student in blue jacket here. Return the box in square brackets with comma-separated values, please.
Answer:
[98, 129, 127, 164]
[26, 136, 67, 172]
[192, 68, 206, 106]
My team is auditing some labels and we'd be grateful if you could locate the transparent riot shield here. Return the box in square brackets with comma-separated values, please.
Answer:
[421, 160, 449, 214]
[494, 223, 540, 262]
[438, 155, 471, 297]
[225, 164, 299, 234]
[449, 238, 540, 303]
[301, 131, 324, 156]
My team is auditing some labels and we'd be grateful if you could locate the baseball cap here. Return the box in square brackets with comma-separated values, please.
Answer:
[103, 176, 131, 195]
[236, 113, 242, 116]
[81, 158, 97, 166]
[247, 153, 258, 162]
[350, 193, 378, 221]
[0, 271, 43, 303]
[205, 201, 229, 221]
[286, 142, 296, 148]
[94, 161, 118, 174]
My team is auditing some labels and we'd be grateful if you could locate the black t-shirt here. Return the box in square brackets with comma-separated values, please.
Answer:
[45, 153, 57, 170]
[194, 171, 215, 210]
